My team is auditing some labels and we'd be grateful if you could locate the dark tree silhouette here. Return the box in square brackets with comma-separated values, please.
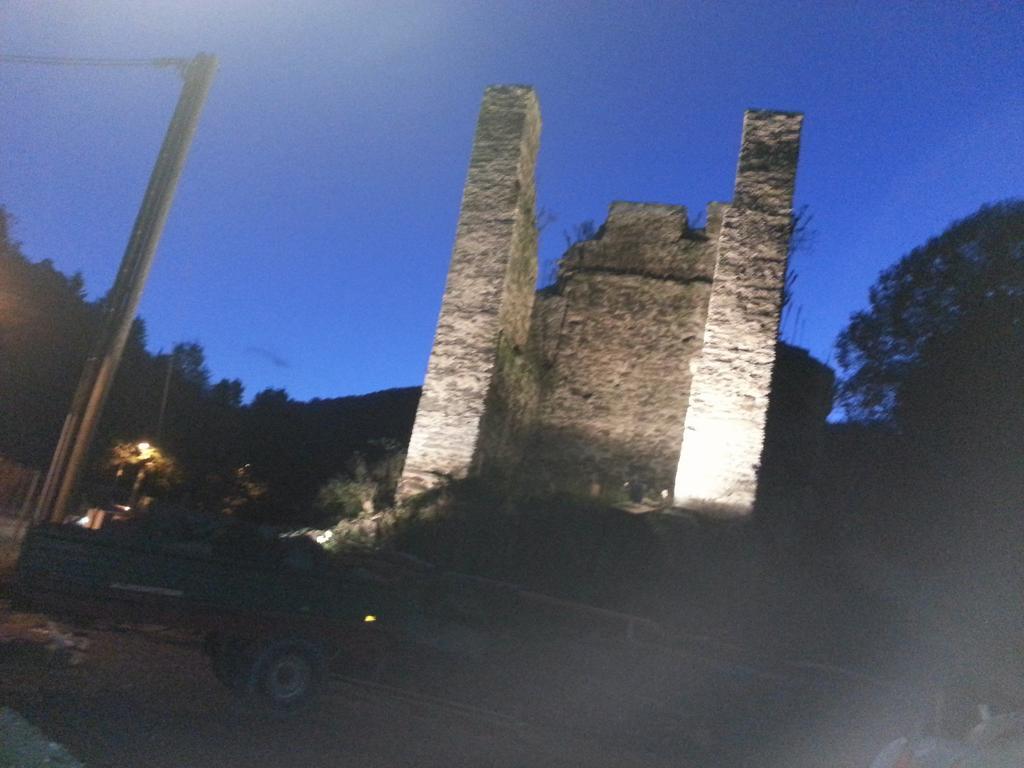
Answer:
[171, 341, 212, 391]
[0, 207, 103, 465]
[836, 199, 1024, 420]
[824, 198, 1024, 599]
[897, 295, 1024, 470]
[1, 204, 420, 523]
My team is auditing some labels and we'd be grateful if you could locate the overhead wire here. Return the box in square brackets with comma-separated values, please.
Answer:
[0, 54, 188, 73]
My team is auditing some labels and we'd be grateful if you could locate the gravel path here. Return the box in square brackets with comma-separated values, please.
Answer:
[0, 611, 676, 768]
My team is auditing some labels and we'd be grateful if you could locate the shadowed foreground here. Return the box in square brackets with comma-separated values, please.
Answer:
[0, 616, 680, 768]
[0, 599, 925, 768]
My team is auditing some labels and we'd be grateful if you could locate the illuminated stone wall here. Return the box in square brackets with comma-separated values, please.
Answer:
[524, 202, 721, 496]
[673, 111, 803, 516]
[400, 93, 807, 516]
[398, 86, 541, 498]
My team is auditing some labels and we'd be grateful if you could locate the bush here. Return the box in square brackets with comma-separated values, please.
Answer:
[314, 477, 375, 524]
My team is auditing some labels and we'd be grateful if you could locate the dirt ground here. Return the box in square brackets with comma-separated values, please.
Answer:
[0, 608, 684, 768]
[0, 591, 931, 768]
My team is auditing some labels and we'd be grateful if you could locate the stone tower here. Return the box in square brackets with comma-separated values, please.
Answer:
[400, 87, 808, 517]
[672, 110, 803, 516]
[398, 86, 541, 498]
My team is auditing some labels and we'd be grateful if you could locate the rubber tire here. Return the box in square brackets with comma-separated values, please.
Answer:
[246, 639, 326, 711]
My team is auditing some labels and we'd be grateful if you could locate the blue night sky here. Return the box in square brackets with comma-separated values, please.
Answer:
[2, 2, 1021, 402]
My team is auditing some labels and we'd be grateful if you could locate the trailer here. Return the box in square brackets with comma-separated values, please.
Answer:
[11, 519, 889, 763]
[12, 522, 415, 708]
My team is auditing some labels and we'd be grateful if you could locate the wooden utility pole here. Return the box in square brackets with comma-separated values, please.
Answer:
[155, 348, 175, 443]
[35, 53, 217, 522]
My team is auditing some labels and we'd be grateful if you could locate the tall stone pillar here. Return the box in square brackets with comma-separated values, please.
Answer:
[399, 86, 541, 499]
[672, 110, 803, 516]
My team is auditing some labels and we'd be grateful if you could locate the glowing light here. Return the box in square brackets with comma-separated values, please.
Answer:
[363, 614, 377, 623]
[314, 529, 334, 544]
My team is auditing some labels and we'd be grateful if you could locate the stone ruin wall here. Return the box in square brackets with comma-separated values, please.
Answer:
[673, 111, 803, 516]
[398, 86, 540, 498]
[523, 202, 721, 497]
[399, 86, 806, 517]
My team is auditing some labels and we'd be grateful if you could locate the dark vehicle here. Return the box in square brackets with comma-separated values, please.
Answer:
[12, 517, 721, 751]
[12, 514, 902, 764]
[12, 519, 415, 709]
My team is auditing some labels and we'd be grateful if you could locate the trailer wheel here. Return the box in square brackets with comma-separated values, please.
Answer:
[248, 639, 326, 710]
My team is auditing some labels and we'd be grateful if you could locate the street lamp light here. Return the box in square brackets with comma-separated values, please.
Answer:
[128, 441, 158, 510]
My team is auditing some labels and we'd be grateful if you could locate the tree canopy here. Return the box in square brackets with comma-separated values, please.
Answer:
[0, 206, 106, 465]
[0, 204, 418, 524]
[836, 199, 1024, 420]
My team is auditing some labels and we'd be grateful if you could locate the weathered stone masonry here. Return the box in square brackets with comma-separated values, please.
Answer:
[673, 111, 803, 516]
[524, 202, 722, 497]
[399, 87, 809, 516]
[398, 86, 541, 498]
